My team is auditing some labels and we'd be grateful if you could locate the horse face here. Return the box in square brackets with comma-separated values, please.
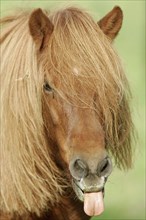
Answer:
[43, 78, 112, 200]
[29, 6, 124, 215]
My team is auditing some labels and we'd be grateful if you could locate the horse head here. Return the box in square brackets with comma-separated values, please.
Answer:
[29, 6, 125, 216]
[0, 6, 133, 218]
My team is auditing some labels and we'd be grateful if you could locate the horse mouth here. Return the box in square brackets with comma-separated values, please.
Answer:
[73, 179, 104, 200]
[72, 179, 105, 216]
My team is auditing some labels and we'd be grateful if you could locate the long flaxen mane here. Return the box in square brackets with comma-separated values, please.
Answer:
[0, 7, 133, 216]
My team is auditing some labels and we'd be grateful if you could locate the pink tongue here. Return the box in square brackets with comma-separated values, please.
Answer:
[84, 191, 104, 216]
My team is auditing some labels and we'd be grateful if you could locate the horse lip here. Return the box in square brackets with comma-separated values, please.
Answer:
[83, 186, 104, 193]
[73, 178, 105, 196]
[73, 179, 84, 193]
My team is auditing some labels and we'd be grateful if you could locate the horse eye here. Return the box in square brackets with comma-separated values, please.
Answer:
[43, 82, 53, 93]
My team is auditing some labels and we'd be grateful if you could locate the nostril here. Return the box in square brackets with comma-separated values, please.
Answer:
[97, 157, 112, 177]
[100, 159, 109, 173]
[69, 159, 88, 180]
[74, 159, 87, 170]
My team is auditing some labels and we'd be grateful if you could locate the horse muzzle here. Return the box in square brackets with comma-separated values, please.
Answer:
[69, 156, 112, 216]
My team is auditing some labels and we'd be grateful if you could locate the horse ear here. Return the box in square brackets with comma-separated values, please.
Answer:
[29, 8, 53, 50]
[98, 6, 123, 40]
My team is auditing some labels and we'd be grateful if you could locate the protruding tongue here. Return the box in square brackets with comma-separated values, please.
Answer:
[84, 191, 104, 216]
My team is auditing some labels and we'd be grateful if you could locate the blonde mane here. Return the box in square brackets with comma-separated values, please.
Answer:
[0, 7, 133, 216]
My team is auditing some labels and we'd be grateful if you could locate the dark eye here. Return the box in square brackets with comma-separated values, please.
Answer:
[43, 82, 53, 93]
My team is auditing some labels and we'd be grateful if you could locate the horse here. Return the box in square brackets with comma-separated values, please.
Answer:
[0, 5, 133, 220]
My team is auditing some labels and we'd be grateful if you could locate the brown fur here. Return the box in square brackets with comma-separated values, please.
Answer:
[98, 6, 123, 40]
[0, 6, 134, 220]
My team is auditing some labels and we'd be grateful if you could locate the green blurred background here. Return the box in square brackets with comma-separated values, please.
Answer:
[1, 0, 145, 219]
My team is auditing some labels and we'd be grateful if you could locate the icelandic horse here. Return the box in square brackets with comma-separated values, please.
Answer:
[0, 6, 133, 220]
